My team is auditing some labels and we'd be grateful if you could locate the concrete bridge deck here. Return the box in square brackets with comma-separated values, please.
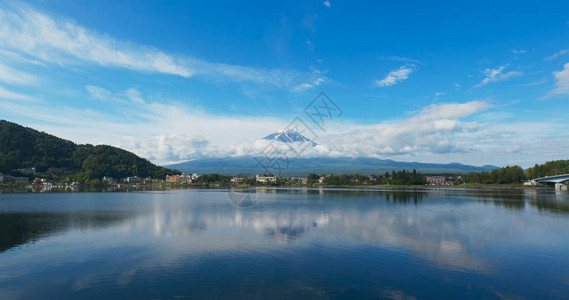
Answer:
[527, 174, 569, 191]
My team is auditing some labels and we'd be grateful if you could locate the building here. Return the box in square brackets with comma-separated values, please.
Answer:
[102, 176, 118, 185]
[426, 176, 453, 186]
[14, 177, 29, 183]
[33, 178, 46, 184]
[0, 173, 15, 183]
[13, 167, 36, 175]
[166, 175, 180, 183]
[126, 176, 141, 183]
[256, 175, 276, 183]
[231, 175, 249, 183]
[179, 173, 193, 183]
[288, 177, 308, 184]
[166, 174, 193, 184]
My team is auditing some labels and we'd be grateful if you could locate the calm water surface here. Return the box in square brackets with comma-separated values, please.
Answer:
[1, 188, 569, 299]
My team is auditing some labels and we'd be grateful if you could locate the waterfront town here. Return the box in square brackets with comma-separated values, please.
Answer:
[0, 166, 471, 192]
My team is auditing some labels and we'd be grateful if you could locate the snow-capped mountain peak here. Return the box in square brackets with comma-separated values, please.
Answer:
[262, 129, 318, 146]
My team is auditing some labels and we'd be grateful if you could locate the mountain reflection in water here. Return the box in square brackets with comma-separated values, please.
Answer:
[0, 189, 568, 299]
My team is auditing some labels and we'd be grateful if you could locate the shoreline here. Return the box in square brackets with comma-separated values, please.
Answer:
[0, 182, 557, 194]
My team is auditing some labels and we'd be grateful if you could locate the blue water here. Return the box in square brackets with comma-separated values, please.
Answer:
[1, 188, 568, 299]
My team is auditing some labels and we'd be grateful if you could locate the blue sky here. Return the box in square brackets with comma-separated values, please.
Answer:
[1, 0, 569, 167]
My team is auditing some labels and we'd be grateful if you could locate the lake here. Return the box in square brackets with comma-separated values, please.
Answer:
[1, 188, 569, 299]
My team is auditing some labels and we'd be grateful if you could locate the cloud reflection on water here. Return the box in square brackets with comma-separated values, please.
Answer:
[1, 189, 569, 298]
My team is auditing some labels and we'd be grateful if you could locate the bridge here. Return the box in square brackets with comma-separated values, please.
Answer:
[527, 174, 569, 191]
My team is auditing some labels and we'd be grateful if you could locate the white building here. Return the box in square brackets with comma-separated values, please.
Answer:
[256, 175, 276, 183]
[231, 175, 249, 183]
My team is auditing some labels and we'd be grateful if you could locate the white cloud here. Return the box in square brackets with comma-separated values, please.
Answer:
[2, 85, 293, 164]
[0, 85, 36, 101]
[475, 65, 522, 87]
[321, 101, 491, 157]
[544, 49, 569, 61]
[511, 49, 526, 54]
[0, 4, 192, 77]
[197, 61, 324, 90]
[0, 5, 567, 169]
[0, 85, 491, 164]
[123, 134, 210, 164]
[0, 49, 45, 66]
[86, 85, 125, 103]
[543, 62, 569, 98]
[376, 65, 415, 87]
[291, 76, 326, 92]
[323, 1, 331, 8]
[5, 87, 569, 167]
[0, 62, 37, 85]
[0, 4, 323, 91]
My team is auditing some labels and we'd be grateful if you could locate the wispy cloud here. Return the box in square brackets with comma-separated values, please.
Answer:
[474, 65, 522, 87]
[323, 1, 331, 8]
[0, 62, 37, 85]
[0, 85, 36, 101]
[0, 4, 192, 77]
[380, 56, 421, 64]
[511, 49, 526, 54]
[376, 65, 415, 87]
[0, 4, 323, 91]
[522, 77, 547, 87]
[291, 77, 326, 92]
[543, 62, 569, 99]
[544, 49, 569, 61]
[86, 85, 128, 104]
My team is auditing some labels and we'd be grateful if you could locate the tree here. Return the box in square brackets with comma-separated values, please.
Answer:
[464, 165, 525, 184]
[525, 160, 569, 179]
[307, 173, 320, 180]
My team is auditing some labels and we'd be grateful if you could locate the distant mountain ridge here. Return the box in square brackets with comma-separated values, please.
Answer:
[0, 120, 178, 181]
[169, 128, 498, 175]
[166, 156, 499, 176]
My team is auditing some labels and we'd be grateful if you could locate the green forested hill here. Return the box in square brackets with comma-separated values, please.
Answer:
[525, 160, 569, 178]
[0, 120, 178, 180]
[0, 120, 77, 171]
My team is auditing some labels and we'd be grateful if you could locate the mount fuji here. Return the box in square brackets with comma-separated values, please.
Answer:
[165, 129, 499, 175]
[262, 129, 318, 147]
